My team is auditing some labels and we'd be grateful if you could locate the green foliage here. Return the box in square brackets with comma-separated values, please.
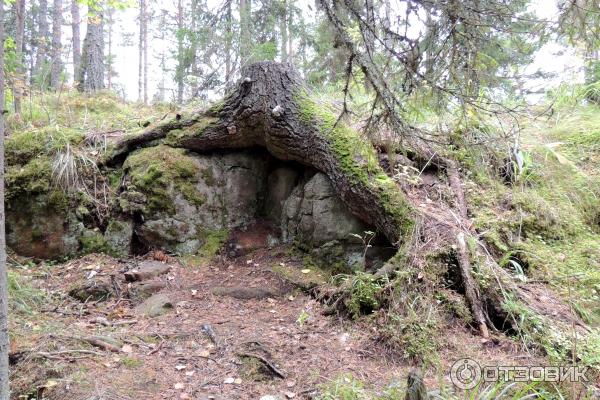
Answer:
[379, 294, 440, 365]
[8, 270, 46, 315]
[80, 230, 109, 254]
[120, 356, 143, 368]
[334, 272, 383, 319]
[197, 229, 228, 258]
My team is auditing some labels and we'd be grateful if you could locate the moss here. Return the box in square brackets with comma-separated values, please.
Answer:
[6, 126, 85, 166]
[239, 355, 272, 382]
[5, 157, 54, 200]
[295, 90, 414, 240]
[207, 99, 224, 114]
[120, 357, 143, 369]
[198, 229, 229, 257]
[164, 117, 219, 145]
[80, 230, 108, 254]
[200, 167, 216, 186]
[124, 145, 204, 215]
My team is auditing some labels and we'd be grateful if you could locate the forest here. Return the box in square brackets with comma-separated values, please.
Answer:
[1, 0, 600, 399]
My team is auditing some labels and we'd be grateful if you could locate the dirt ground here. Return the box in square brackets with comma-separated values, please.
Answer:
[9, 248, 565, 400]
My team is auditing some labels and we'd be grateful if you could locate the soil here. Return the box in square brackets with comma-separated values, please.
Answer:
[9, 248, 553, 400]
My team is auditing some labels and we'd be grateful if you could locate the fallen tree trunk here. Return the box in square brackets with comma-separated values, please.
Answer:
[107, 61, 414, 247]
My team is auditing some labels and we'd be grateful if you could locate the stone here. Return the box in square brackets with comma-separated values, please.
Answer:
[69, 278, 113, 302]
[226, 221, 280, 257]
[264, 166, 299, 222]
[124, 261, 171, 282]
[135, 293, 173, 318]
[129, 280, 166, 301]
[6, 193, 81, 259]
[104, 218, 134, 257]
[221, 153, 268, 227]
[282, 172, 367, 246]
[122, 150, 269, 255]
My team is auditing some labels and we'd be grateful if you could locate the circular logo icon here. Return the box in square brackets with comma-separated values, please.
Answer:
[450, 358, 481, 390]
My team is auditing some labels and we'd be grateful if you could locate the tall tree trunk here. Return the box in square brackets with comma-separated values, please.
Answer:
[108, 62, 414, 246]
[77, 11, 104, 93]
[138, 0, 144, 102]
[13, 0, 25, 115]
[34, 0, 49, 85]
[190, 0, 199, 97]
[287, 5, 293, 64]
[157, 9, 167, 102]
[0, 1, 10, 397]
[143, 1, 148, 104]
[225, 0, 232, 82]
[176, 0, 184, 103]
[107, 7, 113, 90]
[280, 0, 288, 62]
[50, 0, 63, 90]
[71, 0, 81, 87]
[239, 0, 251, 63]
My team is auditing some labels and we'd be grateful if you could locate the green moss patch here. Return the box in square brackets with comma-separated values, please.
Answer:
[124, 145, 204, 214]
[6, 126, 85, 166]
[164, 117, 218, 145]
[295, 91, 414, 241]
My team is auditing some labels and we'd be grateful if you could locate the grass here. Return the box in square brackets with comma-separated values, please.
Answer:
[459, 100, 600, 370]
[8, 269, 46, 315]
[317, 374, 591, 400]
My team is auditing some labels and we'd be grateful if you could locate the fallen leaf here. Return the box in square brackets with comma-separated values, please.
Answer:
[234, 378, 242, 384]
[185, 371, 195, 377]
[285, 392, 296, 399]
[174, 382, 185, 390]
[197, 350, 210, 357]
[44, 380, 58, 388]
[223, 377, 235, 384]
[121, 344, 133, 354]
[175, 365, 187, 371]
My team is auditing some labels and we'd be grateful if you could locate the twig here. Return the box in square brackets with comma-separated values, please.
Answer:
[237, 352, 286, 379]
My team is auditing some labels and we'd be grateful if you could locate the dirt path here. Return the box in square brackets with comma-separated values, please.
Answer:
[10, 251, 408, 399]
[9, 249, 540, 399]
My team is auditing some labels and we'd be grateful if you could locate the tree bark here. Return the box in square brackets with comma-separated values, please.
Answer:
[138, 0, 144, 102]
[34, 0, 49, 85]
[71, 0, 81, 87]
[225, 0, 232, 82]
[175, 0, 184, 103]
[0, 1, 10, 397]
[13, 0, 25, 115]
[107, 7, 114, 90]
[239, 0, 252, 62]
[142, 1, 148, 104]
[77, 11, 104, 93]
[280, 0, 288, 62]
[50, 0, 63, 90]
[108, 62, 414, 246]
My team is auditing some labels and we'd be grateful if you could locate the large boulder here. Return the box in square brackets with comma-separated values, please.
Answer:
[118, 146, 268, 254]
[282, 172, 367, 246]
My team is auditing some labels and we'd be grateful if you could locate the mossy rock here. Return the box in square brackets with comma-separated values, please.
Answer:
[104, 219, 134, 257]
[123, 145, 204, 215]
